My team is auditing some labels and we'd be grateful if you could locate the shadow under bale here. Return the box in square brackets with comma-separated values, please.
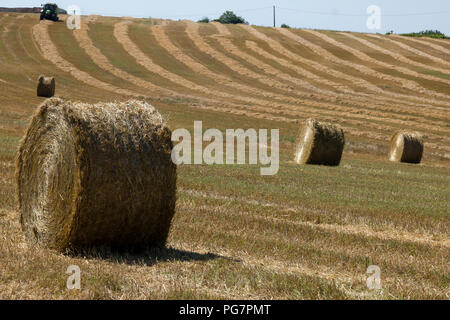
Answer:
[37, 75, 55, 97]
[294, 118, 345, 166]
[16, 98, 177, 252]
[389, 131, 424, 164]
[68, 246, 236, 267]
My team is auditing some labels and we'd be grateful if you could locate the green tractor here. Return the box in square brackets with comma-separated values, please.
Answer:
[40, 3, 59, 21]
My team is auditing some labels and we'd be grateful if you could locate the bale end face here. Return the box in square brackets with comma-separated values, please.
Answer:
[37, 75, 55, 98]
[389, 131, 423, 164]
[16, 98, 177, 252]
[294, 119, 345, 166]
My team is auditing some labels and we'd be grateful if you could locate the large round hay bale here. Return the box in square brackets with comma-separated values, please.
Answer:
[388, 131, 423, 163]
[37, 75, 55, 97]
[16, 98, 176, 252]
[294, 118, 345, 166]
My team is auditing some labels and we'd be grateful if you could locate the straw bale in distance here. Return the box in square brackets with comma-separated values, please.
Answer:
[37, 75, 55, 97]
[16, 98, 177, 252]
[294, 118, 345, 166]
[388, 131, 423, 163]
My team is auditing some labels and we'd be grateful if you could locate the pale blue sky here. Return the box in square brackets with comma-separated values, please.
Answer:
[4, 0, 450, 34]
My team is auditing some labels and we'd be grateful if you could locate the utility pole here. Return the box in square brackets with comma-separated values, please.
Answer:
[273, 5, 276, 28]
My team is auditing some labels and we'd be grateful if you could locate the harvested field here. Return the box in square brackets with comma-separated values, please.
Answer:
[390, 34, 450, 63]
[0, 12, 448, 300]
[32, 20, 136, 97]
[342, 32, 450, 84]
[278, 27, 450, 105]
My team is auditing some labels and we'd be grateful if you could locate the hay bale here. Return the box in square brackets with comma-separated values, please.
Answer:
[16, 98, 176, 252]
[294, 118, 345, 166]
[37, 75, 55, 97]
[388, 131, 423, 163]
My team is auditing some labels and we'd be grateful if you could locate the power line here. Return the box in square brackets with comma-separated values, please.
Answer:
[277, 7, 450, 17]
[160, 6, 273, 19]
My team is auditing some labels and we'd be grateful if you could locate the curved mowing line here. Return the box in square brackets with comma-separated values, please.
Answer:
[421, 38, 450, 53]
[203, 24, 450, 137]
[242, 25, 380, 94]
[1, 17, 34, 82]
[115, 21, 321, 123]
[78, 22, 446, 152]
[0, 76, 31, 93]
[192, 22, 325, 94]
[279, 28, 450, 107]
[303, 29, 450, 102]
[115, 22, 228, 98]
[19, 16, 105, 101]
[370, 34, 450, 69]
[390, 34, 450, 62]
[184, 23, 450, 148]
[340, 32, 450, 85]
[243, 40, 450, 138]
[243, 26, 450, 121]
[32, 21, 138, 97]
[366, 34, 450, 75]
[1, 15, 73, 98]
[151, 24, 320, 105]
[210, 23, 348, 97]
[17, 17, 47, 67]
[155, 23, 450, 142]
[2, 16, 25, 66]
[199, 22, 427, 123]
[74, 16, 173, 98]
[0, 16, 35, 90]
[117, 21, 386, 139]
[22, 21, 450, 153]
[81, 18, 275, 113]
[114, 21, 270, 107]
[157, 21, 377, 111]
[161, 23, 435, 132]
[240, 29, 450, 124]
[113, 21, 314, 120]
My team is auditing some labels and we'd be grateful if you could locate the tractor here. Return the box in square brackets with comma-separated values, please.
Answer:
[40, 3, 59, 21]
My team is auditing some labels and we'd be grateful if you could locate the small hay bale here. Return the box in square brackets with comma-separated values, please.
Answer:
[294, 118, 345, 166]
[388, 131, 423, 163]
[37, 75, 55, 97]
[16, 98, 177, 252]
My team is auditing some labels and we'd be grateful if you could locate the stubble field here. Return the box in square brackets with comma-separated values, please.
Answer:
[0, 13, 448, 299]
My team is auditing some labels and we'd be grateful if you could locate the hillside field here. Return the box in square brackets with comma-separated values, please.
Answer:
[0, 13, 449, 299]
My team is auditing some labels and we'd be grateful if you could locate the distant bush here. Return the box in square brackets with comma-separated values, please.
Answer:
[198, 17, 210, 23]
[400, 30, 449, 39]
[281, 24, 290, 28]
[385, 30, 394, 35]
[213, 11, 248, 24]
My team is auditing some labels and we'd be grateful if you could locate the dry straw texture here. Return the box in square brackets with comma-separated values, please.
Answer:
[16, 98, 176, 252]
[295, 119, 345, 166]
[389, 131, 424, 163]
[37, 75, 55, 97]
